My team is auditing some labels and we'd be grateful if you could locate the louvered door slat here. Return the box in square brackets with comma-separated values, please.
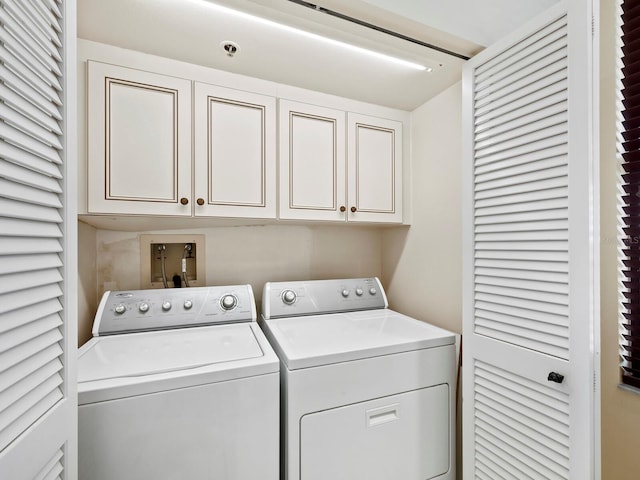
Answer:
[475, 186, 568, 209]
[476, 100, 567, 142]
[0, 63, 62, 119]
[0, 238, 62, 257]
[2, 102, 63, 149]
[475, 113, 568, 152]
[0, 122, 61, 164]
[2, 3, 61, 59]
[476, 258, 568, 272]
[0, 380, 63, 449]
[0, 45, 62, 104]
[0, 254, 62, 276]
[0, 33, 63, 90]
[34, 449, 63, 480]
[0, 84, 62, 135]
[476, 75, 568, 121]
[0, 357, 62, 414]
[0, 299, 62, 333]
[0, 199, 63, 223]
[0, 177, 62, 205]
[0, 142, 63, 179]
[0, 218, 61, 238]
[475, 155, 567, 184]
[476, 46, 567, 106]
[475, 301, 569, 328]
[0, 269, 63, 295]
[0, 159, 61, 193]
[0, 8, 62, 77]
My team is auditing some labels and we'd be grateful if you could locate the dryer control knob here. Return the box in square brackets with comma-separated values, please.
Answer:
[282, 290, 296, 305]
[114, 304, 126, 314]
[221, 294, 237, 311]
[355, 288, 364, 296]
[369, 287, 377, 296]
[183, 300, 193, 310]
[139, 303, 149, 313]
[342, 289, 350, 298]
[162, 301, 172, 311]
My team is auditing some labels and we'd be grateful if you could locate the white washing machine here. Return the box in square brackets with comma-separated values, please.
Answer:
[78, 284, 279, 480]
[260, 278, 456, 480]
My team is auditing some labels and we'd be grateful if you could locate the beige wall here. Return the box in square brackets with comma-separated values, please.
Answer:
[78, 221, 97, 345]
[600, 0, 640, 477]
[77, 224, 383, 345]
[382, 83, 462, 480]
[382, 82, 462, 334]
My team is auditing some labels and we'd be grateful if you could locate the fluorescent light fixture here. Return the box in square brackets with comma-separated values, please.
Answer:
[189, 0, 431, 71]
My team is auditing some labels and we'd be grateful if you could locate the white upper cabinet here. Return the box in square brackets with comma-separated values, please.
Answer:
[347, 113, 402, 223]
[279, 101, 403, 223]
[193, 82, 276, 218]
[279, 100, 346, 221]
[83, 46, 406, 225]
[87, 61, 192, 216]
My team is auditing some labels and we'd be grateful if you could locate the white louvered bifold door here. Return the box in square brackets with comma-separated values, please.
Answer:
[462, 1, 598, 479]
[0, 0, 77, 479]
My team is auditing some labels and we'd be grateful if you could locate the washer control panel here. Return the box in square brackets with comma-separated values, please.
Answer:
[262, 278, 388, 319]
[94, 284, 257, 336]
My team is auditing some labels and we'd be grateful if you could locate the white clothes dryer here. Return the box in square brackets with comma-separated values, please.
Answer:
[78, 285, 279, 480]
[260, 278, 456, 480]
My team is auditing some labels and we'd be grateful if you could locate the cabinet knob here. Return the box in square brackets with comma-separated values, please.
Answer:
[180, 197, 189, 205]
[350, 206, 357, 213]
[340, 206, 346, 212]
[196, 198, 205, 206]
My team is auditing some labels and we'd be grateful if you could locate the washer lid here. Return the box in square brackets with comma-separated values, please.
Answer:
[78, 324, 264, 383]
[263, 309, 456, 370]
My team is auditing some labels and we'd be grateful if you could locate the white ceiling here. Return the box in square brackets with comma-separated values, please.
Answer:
[77, 0, 558, 111]
[361, 0, 560, 47]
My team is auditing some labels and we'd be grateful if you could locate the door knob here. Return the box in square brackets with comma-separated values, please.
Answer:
[547, 372, 564, 384]
[340, 206, 346, 212]
[196, 198, 205, 206]
[350, 206, 357, 213]
[180, 197, 189, 205]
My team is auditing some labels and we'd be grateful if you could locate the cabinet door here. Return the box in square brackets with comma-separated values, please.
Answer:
[193, 83, 276, 218]
[347, 113, 402, 223]
[279, 100, 346, 221]
[87, 61, 192, 215]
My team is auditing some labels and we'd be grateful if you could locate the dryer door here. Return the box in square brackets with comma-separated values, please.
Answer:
[299, 384, 451, 480]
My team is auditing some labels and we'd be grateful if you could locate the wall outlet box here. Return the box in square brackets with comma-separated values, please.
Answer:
[140, 234, 205, 289]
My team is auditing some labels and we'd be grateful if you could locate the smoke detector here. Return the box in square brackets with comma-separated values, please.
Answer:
[220, 41, 240, 57]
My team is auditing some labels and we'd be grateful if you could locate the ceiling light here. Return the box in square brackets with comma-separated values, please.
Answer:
[189, 0, 431, 71]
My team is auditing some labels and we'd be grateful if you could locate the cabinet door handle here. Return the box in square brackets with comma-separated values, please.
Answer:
[340, 206, 346, 212]
[350, 206, 357, 213]
[547, 372, 564, 384]
[196, 198, 205, 206]
[180, 197, 189, 205]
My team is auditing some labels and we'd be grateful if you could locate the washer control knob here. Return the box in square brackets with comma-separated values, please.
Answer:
[355, 288, 364, 296]
[369, 287, 377, 296]
[162, 301, 172, 311]
[183, 299, 193, 310]
[342, 289, 350, 298]
[282, 290, 296, 305]
[114, 304, 126, 314]
[139, 303, 150, 313]
[221, 294, 237, 310]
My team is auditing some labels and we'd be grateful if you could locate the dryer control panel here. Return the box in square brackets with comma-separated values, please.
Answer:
[94, 284, 257, 336]
[262, 278, 388, 319]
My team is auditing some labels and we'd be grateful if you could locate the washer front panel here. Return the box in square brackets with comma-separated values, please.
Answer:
[95, 284, 256, 335]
